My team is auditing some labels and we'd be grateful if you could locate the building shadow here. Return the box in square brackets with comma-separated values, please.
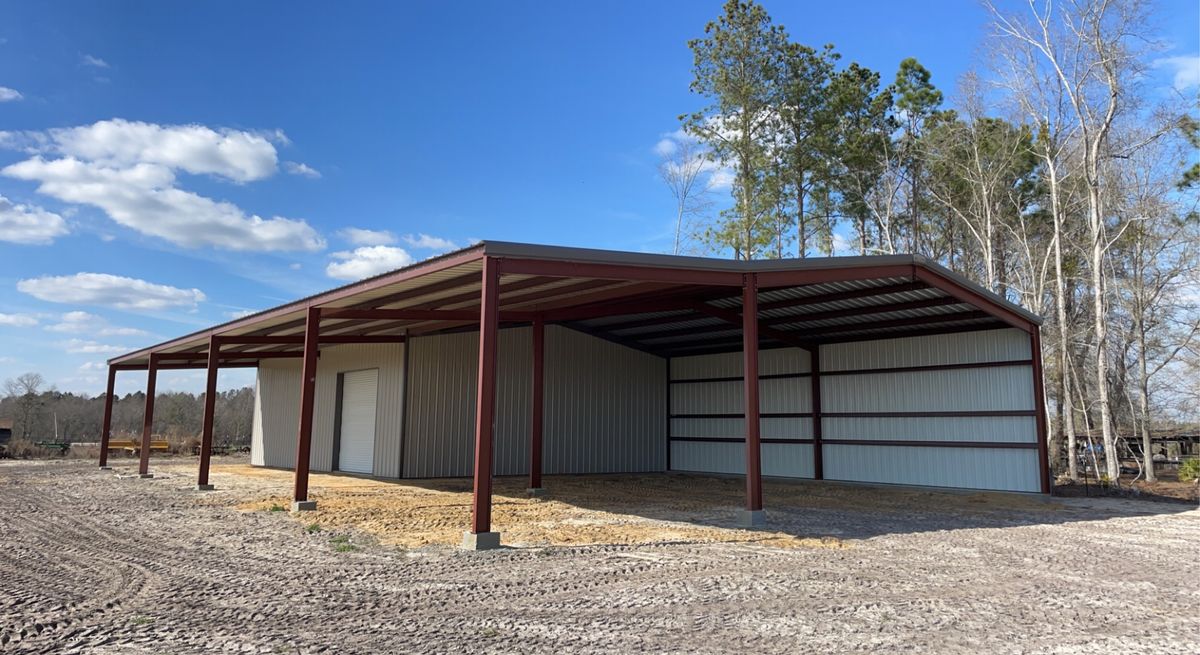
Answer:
[387, 471, 1198, 542]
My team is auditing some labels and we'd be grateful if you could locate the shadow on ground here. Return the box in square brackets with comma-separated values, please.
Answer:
[149, 457, 1200, 548]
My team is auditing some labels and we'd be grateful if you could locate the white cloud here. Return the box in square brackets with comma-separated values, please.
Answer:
[0, 313, 37, 327]
[79, 361, 106, 371]
[225, 309, 255, 319]
[0, 194, 68, 244]
[81, 54, 109, 68]
[62, 338, 126, 354]
[653, 138, 677, 157]
[0, 119, 325, 252]
[326, 246, 414, 281]
[402, 233, 458, 251]
[1155, 55, 1200, 91]
[46, 310, 149, 336]
[284, 161, 321, 178]
[18, 272, 206, 310]
[41, 119, 278, 181]
[339, 227, 396, 246]
[288, 262, 302, 270]
[0, 86, 22, 102]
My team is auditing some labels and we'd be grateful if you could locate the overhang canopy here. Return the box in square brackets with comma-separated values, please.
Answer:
[108, 241, 1042, 367]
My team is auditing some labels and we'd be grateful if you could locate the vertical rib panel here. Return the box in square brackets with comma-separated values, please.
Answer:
[402, 325, 663, 478]
[250, 344, 405, 477]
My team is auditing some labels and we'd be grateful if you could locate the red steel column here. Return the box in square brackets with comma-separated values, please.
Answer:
[470, 257, 501, 536]
[292, 307, 321, 507]
[742, 273, 763, 514]
[138, 354, 160, 477]
[528, 316, 545, 492]
[1031, 327, 1051, 494]
[810, 346, 823, 480]
[98, 365, 117, 468]
[197, 335, 221, 490]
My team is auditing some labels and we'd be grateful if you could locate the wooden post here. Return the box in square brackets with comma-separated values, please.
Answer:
[528, 316, 545, 493]
[137, 354, 159, 477]
[740, 273, 764, 526]
[98, 365, 117, 469]
[197, 335, 220, 490]
[292, 307, 321, 510]
[465, 256, 501, 549]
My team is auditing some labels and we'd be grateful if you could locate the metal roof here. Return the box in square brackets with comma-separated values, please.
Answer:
[108, 241, 1042, 367]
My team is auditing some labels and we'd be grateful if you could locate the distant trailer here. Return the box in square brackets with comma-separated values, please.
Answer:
[102, 241, 1049, 548]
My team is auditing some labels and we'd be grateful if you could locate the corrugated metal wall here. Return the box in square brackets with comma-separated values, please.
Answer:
[403, 325, 667, 477]
[669, 348, 814, 478]
[820, 328, 1038, 492]
[250, 323, 1040, 493]
[667, 328, 1041, 493]
[249, 343, 406, 478]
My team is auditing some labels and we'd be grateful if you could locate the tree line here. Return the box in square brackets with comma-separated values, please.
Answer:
[2, 372, 255, 446]
[663, 0, 1199, 483]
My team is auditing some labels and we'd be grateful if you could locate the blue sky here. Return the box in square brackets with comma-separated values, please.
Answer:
[0, 1, 1196, 395]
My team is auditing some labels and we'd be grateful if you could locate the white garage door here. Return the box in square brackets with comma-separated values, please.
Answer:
[337, 369, 378, 474]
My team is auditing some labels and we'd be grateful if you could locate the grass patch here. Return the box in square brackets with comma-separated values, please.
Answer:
[305, 523, 322, 533]
[131, 616, 155, 625]
[268, 503, 286, 512]
[330, 534, 356, 552]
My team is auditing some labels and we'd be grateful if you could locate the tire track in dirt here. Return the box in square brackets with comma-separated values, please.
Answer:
[2, 459, 1198, 654]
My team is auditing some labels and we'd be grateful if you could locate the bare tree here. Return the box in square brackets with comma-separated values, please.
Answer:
[989, 0, 1158, 481]
[3, 372, 46, 439]
[658, 138, 714, 255]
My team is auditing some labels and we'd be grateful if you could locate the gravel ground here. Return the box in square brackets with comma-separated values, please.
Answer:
[2, 458, 1198, 654]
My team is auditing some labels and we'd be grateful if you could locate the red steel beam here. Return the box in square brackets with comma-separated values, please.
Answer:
[112, 246, 484, 364]
[689, 302, 815, 352]
[797, 310, 990, 337]
[197, 335, 219, 490]
[754, 264, 915, 289]
[320, 308, 480, 321]
[760, 296, 963, 326]
[320, 277, 562, 336]
[529, 316, 545, 491]
[98, 366, 117, 468]
[138, 353, 161, 476]
[156, 351, 305, 361]
[1031, 328, 1051, 494]
[497, 257, 744, 286]
[913, 266, 1036, 333]
[757, 281, 929, 312]
[542, 293, 721, 323]
[470, 257, 501, 535]
[293, 307, 321, 505]
[742, 274, 763, 513]
[518, 281, 681, 316]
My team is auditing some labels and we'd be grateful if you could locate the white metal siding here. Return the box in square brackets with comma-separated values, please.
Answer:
[249, 343, 405, 478]
[402, 325, 667, 478]
[669, 347, 813, 479]
[821, 329, 1031, 370]
[666, 329, 1041, 492]
[821, 366, 1035, 413]
[337, 369, 378, 474]
[823, 444, 1040, 492]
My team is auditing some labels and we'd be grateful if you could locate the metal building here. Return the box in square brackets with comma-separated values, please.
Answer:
[102, 242, 1049, 549]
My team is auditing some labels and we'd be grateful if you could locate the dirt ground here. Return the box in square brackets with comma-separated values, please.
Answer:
[1054, 467, 1199, 503]
[2, 456, 1198, 654]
